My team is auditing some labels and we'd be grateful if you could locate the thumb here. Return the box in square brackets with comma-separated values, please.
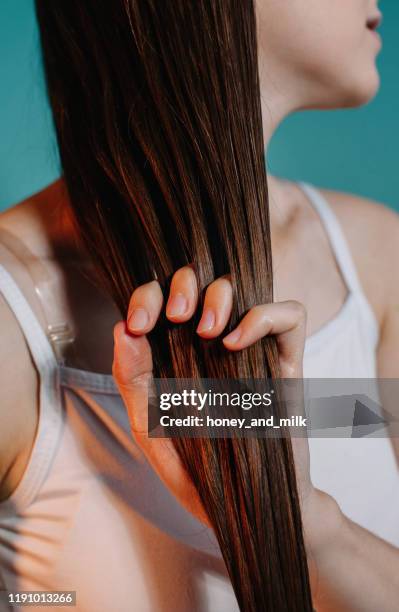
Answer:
[112, 321, 153, 436]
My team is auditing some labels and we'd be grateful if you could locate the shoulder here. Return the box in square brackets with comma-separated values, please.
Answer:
[317, 186, 399, 328]
[0, 247, 39, 502]
[318, 187, 399, 237]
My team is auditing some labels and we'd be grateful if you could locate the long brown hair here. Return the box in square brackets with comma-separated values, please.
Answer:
[35, 1, 313, 609]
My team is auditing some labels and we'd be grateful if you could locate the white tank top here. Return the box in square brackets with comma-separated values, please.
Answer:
[0, 182, 398, 612]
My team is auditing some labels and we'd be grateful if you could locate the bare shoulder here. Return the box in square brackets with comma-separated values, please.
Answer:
[318, 187, 399, 327]
[319, 187, 399, 237]
[0, 255, 39, 502]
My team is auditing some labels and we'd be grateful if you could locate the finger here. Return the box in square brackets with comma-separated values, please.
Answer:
[113, 321, 210, 526]
[113, 321, 153, 386]
[166, 265, 198, 322]
[113, 320, 153, 434]
[222, 300, 307, 374]
[196, 276, 233, 338]
[126, 280, 164, 335]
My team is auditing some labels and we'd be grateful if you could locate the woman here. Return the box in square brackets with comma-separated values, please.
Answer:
[0, 1, 398, 610]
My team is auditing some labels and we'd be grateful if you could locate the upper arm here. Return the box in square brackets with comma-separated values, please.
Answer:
[0, 292, 39, 501]
[374, 209, 399, 459]
[376, 216, 399, 377]
[354, 198, 399, 376]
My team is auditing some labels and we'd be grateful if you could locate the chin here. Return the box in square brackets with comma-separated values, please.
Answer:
[337, 69, 381, 108]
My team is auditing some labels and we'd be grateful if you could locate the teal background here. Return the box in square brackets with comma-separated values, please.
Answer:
[0, 0, 398, 211]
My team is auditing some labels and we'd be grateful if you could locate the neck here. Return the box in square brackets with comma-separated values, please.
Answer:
[257, 74, 302, 224]
[19, 82, 294, 261]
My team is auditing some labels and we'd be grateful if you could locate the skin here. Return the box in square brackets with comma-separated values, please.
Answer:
[1, 0, 399, 609]
[256, 0, 382, 140]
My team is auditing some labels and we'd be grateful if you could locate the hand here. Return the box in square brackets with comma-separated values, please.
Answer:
[112, 265, 313, 527]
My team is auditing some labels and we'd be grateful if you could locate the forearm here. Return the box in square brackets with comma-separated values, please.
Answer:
[304, 489, 399, 612]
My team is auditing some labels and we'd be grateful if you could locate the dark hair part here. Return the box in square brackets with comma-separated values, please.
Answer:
[35, 1, 313, 609]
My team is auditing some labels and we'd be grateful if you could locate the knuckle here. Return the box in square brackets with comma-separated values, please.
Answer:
[118, 371, 150, 392]
[286, 300, 307, 319]
[112, 332, 153, 385]
[250, 304, 269, 319]
[112, 351, 149, 386]
[113, 320, 125, 340]
[111, 359, 119, 380]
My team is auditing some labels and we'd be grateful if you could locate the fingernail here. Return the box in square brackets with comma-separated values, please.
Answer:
[128, 308, 149, 331]
[167, 293, 188, 318]
[196, 308, 216, 333]
[223, 327, 242, 345]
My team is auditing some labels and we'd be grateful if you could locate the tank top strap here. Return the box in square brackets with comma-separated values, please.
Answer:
[0, 248, 64, 516]
[0, 263, 58, 377]
[297, 181, 364, 296]
[0, 228, 74, 373]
